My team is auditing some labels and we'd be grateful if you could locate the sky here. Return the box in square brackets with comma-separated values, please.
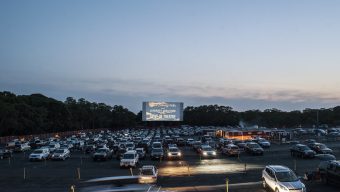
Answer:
[1, 0, 340, 113]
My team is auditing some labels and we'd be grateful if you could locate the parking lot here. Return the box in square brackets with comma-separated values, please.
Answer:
[1, 130, 340, 192]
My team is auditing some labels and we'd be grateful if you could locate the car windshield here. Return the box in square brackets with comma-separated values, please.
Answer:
[203, 147, 213, 151]
[153, 149, 162, 153]
[275, 171, 298, 182]
[141, 169, 154, 175]
[123, 154, 135, 159]
[126, 143, 133, 148]
[34, 150, 43, 154]
[96, 149, 107, 153]
[169, 148, 179, 152]
[55, 150, 64, 153]
[248, 143, 260, 148]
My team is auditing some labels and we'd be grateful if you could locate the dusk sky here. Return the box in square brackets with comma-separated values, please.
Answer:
[1, 0, 340, 113]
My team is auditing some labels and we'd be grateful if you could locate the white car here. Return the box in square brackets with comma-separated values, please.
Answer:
[51, 148, 70, 161]
[120, 150, 139, 168]
[29, 148, 50, 161]
[262, 165, 306, 192]
[167, 147, 182, 160]
[48, 143, 60, 153]
[139, 165, 158, 184]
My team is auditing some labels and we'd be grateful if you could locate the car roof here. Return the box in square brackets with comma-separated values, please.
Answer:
[267, 165, 290, 172]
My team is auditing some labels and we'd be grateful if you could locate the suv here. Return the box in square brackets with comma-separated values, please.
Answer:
[256, 138, 271, 148]
[166, 147, 182, 160]
[200, 145, 217, 158]
[29, 148, 50, 161]
[245, 142, 264, 155]
[150, 148, 164, 160]
[262, 165, 306, 192]
[151, 142, 162, 150]
[290, 144, 315, 158]
[14, 143, 31, 152]
[222, 144, 240, 156]
[51, 148, 70, 161]
[120, 150, 139, 168]
[136, 148, 146, 160]
[318, 160, 340, 185]
[139, 165, 158, 184]
[0, 148, 12, 159]
[93, 148, 113, 161]
[308, 143, 333, 154]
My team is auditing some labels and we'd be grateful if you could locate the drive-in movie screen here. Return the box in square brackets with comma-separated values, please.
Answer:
[142, 102, 183, 121]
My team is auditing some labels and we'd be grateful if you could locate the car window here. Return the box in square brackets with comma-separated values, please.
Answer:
[275, 171, 298, 182]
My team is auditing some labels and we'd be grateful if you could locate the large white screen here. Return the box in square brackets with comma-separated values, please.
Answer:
[142, 102, 183, 121]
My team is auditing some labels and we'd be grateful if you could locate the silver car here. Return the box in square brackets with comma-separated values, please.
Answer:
[262, 165, 306, 192]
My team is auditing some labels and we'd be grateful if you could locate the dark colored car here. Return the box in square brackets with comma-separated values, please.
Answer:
[0, 148, 12, 159]
[85, 145, 96, 154]
[92, 148, 113, 161]
[116, 148, 127, 160]
[290, 144, 316, 158]
[318, 160, 340, 185]
[308, 143, 333, 154]
[150, 148, 164, 160]
[245, 142, 264, 155]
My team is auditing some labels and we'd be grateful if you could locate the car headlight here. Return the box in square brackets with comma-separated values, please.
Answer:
[279, 184, 289, 191]
[178, 152, 181, 156]
[203, 152, 207, 156]
[168, 153, 171, 156]
[212, 151, 216, 155]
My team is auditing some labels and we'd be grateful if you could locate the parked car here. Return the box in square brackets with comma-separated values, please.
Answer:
[151, 142, 162, 150]
[256, 138, 271, 148]
[93, 148, 113, 161]
[318, 160, 340, 186]
[48, 143, 60, 153]
[308, 143, 333, 154]
[245, 142, 264, 155]
[262, 165, 306, 192]
[150, 148, 164, 160]
[84, 144, 96, 154]
[222, 144, 240, 156]
[120, 150, 139, 168]
[290, 144, 316, 158]
[0, 148, 12, 159]
[29, 148, 50, 161]
[136, 148, 146, 160]
[116, 148, 127, 160]
[51, 148, 70, 161]
[14, 143, 31, 152]
[139, 165, 158, 184]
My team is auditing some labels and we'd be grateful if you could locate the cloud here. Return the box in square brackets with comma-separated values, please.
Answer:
[1, 77, 340, 113]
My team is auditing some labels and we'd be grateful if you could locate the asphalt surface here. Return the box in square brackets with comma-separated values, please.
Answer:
[0, 142, 339, 192]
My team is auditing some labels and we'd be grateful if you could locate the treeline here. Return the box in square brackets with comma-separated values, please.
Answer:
[184, 105, 340, 128]
[1, 91, 340, 136]
[0, 92, 136, 136]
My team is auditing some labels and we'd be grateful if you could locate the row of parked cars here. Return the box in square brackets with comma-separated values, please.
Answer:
[290, 139, 335, 160]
